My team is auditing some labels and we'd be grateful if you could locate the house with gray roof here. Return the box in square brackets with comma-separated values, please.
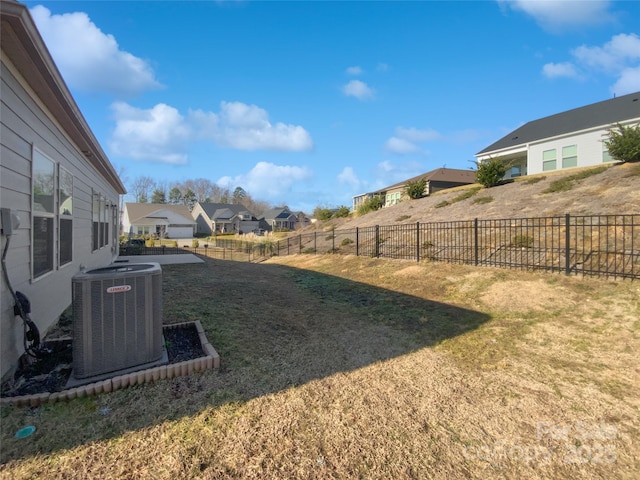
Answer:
[476, 91, 640, 178]
[192, 202, 259, 235]
[260, 207, 309, 231]
[352, 168, 476, 211]
[122, 203, 196, 238]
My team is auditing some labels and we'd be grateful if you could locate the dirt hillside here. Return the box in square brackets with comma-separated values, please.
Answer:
[314, 163, 640, 231]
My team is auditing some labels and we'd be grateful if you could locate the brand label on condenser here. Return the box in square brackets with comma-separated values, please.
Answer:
[106, 285, 131, 294]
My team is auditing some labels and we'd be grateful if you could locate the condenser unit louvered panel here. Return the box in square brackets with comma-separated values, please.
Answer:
[72, 263, 163, 379]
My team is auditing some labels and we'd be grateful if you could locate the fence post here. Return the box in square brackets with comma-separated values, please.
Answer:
[565, 213, 571, 275]
[375, 225, 380, 258]
[474, 218, 479, 266]
[416, 222, 420, 262]
[356, 228, 359, 257]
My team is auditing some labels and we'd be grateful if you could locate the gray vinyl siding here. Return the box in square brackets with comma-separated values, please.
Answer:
[1, 59, 119, 378]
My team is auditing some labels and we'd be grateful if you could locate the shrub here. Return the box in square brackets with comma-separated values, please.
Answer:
[145, 239, 155, 247]
[404, 178, 427, 199]
[511, 235, 534, 248]
[475, 158, 506, 187]
[341, 238, 353, 246]
[302, 247, 316, 254]
[192, 239, 199, 248]
[435, 200, 450, 208]
[334, 206, 351, 218]
[605, 123, 640, 163]
[313, 206, 334, 221]
[356, 196, 384, 216]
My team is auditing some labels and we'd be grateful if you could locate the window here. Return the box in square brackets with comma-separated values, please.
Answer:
[542, 149, 557, 171]
[562, 145, 578, 168]
[59, 166, 73, 266]
[603, 145, 615, 163]
[32, 149, 55, 278]
[92, 192, 100, 251]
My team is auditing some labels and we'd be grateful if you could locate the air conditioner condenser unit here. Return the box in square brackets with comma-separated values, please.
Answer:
[72, 263, 163, 379]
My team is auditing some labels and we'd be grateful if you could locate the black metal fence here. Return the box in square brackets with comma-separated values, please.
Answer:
[119, 214, 639, 279]
[272, 214, 639, 279]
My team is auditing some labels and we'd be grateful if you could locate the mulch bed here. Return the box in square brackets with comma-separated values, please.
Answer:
[0, 323, 204, 398]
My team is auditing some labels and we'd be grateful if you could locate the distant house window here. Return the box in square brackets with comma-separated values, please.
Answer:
[59, 166, 73, 266]
[32, 149, 55, 278]
[542, 149, 557, 171]
[562, 145, 578, 168]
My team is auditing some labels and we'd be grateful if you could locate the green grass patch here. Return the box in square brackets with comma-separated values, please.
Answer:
[472, 196, 493, 205]
[543, 166, 607, 193]
[522, 176, 546, 185]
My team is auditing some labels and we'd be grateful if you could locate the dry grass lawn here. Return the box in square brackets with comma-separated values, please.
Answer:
[1, 255, 638, 479]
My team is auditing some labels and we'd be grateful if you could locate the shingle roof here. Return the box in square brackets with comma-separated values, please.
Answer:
[260, 208, 295, 221]
[477, 91, 640, 155]
[197, 203, 255, 220]
[125, 203, 195, 224]
[379, 168, 476, 192]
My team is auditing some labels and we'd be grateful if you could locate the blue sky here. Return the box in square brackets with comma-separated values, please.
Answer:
[24, 1, 640, 212]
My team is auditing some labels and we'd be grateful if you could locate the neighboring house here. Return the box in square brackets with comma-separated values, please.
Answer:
[260, 207, 301, 231]
[122, 203, 196, 238]
[191, 202, 259, 235]
[0, 0, 126, 378]
[353, 168, 476, 210]
[476, 91, 640, 178]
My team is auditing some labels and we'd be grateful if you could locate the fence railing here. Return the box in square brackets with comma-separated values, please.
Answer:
[272, 214, 639, 279]
[118, 214, 639, 279]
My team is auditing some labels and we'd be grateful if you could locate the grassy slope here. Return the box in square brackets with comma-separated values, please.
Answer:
[315, 163, 640, 231]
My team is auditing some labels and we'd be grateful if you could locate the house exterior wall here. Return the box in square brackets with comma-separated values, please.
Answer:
[1, 58, 120, 378]
[191, 203, 212, 235]
[527, 127, 620, 175]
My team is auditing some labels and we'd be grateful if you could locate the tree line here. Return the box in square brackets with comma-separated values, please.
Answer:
[127, 176, 271, 215]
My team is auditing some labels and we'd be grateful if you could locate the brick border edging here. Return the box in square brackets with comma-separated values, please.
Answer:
[0, 321, 219, 407]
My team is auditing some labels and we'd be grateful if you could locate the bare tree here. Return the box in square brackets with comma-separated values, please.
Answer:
[129, 176, 155, 203]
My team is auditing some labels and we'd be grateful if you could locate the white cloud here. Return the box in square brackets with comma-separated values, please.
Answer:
[217, 162, 313, 199]
[384, 137, 423, 155]
[572, 33, 640, 73]
[395, 127, 442, 143]
[30, 5, 162, 96]
[542, 62, 580, 78]
[192, 101, 313, 152]
[611, 66, 640, 96]
[346, 66, 363, 76]
[342, 80, 375, 101]
[377, 63, 389, 72]
[499, 0, 614, 31]
[109, 102, 190, 164]
[544, 33, 640, 95]
[384, 126, 442, 155]
[375, 160, 424, 185]
[109, 100, 313, 164]
[337, 167, 361, 190]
